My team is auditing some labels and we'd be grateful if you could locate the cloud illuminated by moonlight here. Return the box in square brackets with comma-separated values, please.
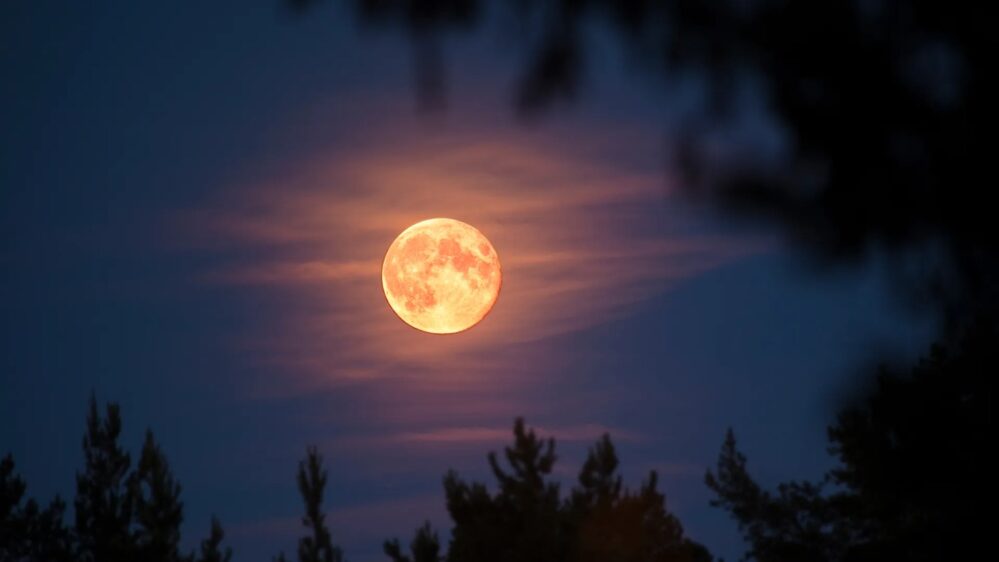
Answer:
[185, 112, 760, 398]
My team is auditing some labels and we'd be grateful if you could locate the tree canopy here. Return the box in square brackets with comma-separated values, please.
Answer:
[387, 418, 712, 562]
[274, 446, 346, 562]
[1, 396, 231, 562]
[706, 320, 993, 562]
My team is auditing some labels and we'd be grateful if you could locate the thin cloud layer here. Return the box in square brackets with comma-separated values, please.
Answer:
[329, 422, 643, 452]
[188, 110, 757, 399]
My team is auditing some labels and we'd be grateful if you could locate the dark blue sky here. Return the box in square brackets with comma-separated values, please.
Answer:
[2, 2, 935, 561]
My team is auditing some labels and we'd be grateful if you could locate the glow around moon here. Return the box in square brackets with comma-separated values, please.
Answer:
[382, 218, 502, 334]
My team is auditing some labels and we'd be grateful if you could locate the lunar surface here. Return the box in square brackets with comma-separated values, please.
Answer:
[382, 218, 502, 334]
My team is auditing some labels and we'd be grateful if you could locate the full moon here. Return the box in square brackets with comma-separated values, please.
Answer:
[381, 218, 502, 334]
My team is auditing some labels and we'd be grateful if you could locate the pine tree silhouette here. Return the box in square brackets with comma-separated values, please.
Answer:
[445, 418, 563, 562]
[388, 418, 711, 562]
[74, 395, 134, 562]
[276, 446, 344, 562]
[195, 517, 233, 562]
[569, 436, 710, 562]
[129, 430, 185, 562]
[384, 522, 442, 562]
[1, 454, 73, 561]
[2, 396, 231, 561]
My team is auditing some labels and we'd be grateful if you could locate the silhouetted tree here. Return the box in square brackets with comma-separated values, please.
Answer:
[706, 319, 993, 562]
[195, 517, 233, 562]
[445, 418, 563, 562]
[569, 437, 710, 562]
[129, 430, 185, 562]
[75, 395, 135, 562]
[277, 446, 345, 562]
[4, 396, 230, 562]
[384, 522, 442, 562]
[388, 418, 710, 562]
[705, 430, 845, 562]
[565, 433, 622, 557]
[0, 455, 73, 561]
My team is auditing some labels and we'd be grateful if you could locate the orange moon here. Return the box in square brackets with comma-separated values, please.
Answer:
[381, 218, 502, 334]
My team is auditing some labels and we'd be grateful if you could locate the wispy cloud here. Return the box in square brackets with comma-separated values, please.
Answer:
[393, 423, 641, 445]
[184, 108, 760, 399]
[329, 422, 642, 453]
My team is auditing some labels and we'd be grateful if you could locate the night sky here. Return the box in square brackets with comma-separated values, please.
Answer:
[2, 2, 936, 561]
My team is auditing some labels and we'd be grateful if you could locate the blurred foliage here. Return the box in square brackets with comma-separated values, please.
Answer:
[291, 0, 995, 329]
[706, 319, 994, 562]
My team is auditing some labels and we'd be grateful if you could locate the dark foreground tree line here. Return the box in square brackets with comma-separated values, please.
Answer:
[1, 398, 708, 562]
[1, 398, 231, 562]
[2, 319, 991, 562]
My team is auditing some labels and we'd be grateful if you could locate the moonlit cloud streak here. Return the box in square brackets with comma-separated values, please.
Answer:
[188, 108, 756, 398]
